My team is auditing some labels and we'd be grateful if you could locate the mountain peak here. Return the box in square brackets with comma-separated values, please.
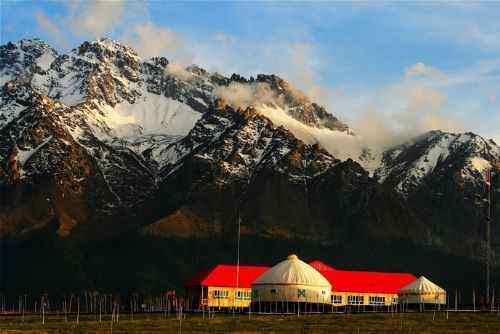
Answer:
[4, 38, 53, 50]
[0, 38, 58, 86]
[1, 37, 499, 276]
[375, 129, 500, 195]
[74, 38, 140, 62]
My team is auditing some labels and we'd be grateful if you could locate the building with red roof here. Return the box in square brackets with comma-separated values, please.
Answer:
[185, 259, 417, 310]
[185, 264, 269, 309]
[309, 260, 417, 307]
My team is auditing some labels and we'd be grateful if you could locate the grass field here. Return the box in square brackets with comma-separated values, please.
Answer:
[2, 312, 500, 333]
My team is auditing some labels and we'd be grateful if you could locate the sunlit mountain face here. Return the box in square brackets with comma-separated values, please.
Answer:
[1, 38, 499, 295]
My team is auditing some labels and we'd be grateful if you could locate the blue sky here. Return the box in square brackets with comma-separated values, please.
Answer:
[1, 1, 499, 142]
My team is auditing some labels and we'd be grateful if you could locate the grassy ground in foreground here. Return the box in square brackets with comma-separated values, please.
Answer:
[2, 312, 500, 334]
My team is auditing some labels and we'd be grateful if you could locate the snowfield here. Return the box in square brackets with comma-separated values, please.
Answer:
[113, 93, 202, 137]
[257, 104, 361, 161]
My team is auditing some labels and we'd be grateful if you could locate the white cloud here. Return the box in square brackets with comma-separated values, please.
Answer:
[34, 10, 68, 49]
[405, 62, 447, 80]
[68, 1, 125, 38]
[438, 59, 500, 88]
[214, 82, 282, 109]
[164, 62, 194, 81]
[35, 1, 126, 48]
[287, 43, 327, 103]
[34, 1, 192, 62]
[398, 3, 500, 52]
[257, 104, 361, 161]
[121, 22, 183, 59]
[349, 77, 463, 150]
[32, 1, 496, 151]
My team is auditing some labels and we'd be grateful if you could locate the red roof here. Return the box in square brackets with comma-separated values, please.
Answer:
[186, 260, 416, 294]
[309, 260, 336, 272]
[309, 260, 417, 294]
[185, 265, 270, 288]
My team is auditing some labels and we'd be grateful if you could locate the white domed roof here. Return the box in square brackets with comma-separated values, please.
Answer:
[400, 276, 445, 293]
[253, 254, 331, 288]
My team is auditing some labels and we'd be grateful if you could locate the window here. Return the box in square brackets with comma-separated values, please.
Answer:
[252, 290, 259, 298]
[392, 297, 398, 304]
[331, 295, 342, 304]
[297, 289, 306, 298]
[236, 290, 252, 300]
[212, 290, 229, 299]
[369, 296, 385, 305]
[270, 289, 277, 294]
[347, 295, 364, 305]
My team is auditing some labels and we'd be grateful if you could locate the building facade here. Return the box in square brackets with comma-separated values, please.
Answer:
[310, 260, 417, 308]
[185, 259, 419, 310]
[251, 255, 332, 312]
[185, 264, 269, 310]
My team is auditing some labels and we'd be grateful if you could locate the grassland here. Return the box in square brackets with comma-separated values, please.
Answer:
[2, 312, 500, 333]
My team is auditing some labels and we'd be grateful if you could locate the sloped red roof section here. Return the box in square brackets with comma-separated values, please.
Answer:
[186, 260, 416, 293]
[309, 260, 417, 294]
[185, 265, 270, 288]
[309, 260, 336, 272]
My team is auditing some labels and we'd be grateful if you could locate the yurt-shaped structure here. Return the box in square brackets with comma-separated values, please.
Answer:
[251, 254, 331, 313]
[398, 276, 446, 306]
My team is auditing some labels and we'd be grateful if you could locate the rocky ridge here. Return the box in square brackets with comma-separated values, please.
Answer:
[0, 38, 498, 262]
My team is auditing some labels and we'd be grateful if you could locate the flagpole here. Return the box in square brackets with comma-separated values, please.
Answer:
[488, 167, 492, 304]
[236, 212, 240, 305]
[485, 166, 493, 304]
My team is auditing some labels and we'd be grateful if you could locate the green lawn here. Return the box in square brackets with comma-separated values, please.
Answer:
[2, 312, 500, 333]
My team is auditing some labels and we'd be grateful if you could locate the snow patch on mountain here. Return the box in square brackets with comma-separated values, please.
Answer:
[412, 134, 453, 175]
[112, 92, 202, 137]
[375, 130, 500, 196]
[257, 104, 361, 162]
[469, 157, 491, 173]
[36, 51, 55, 71]
[54, 73, 87, 106]
[17, 136, 53, 167]
[358, 148, 383, 176]
[0, 98, 28, 130]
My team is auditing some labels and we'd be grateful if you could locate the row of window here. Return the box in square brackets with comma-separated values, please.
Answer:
[236, 291, 251, 300]
[212, 290, 229, 299]
[340, 295, 389, 305]
[332, 295, 342, 304]
[369, 296, 385, 305]
[212, 290, 252, 299]
[213, 290, 392, 305]
[347, 295, 364, 305]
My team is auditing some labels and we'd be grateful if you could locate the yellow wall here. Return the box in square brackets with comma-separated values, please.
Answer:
[398, 292, 446, 305]
[200, 286, 400, 309]
[205, 286, 252, 308]
[330, 291, 399, 307]
[251, 284, 331, 304]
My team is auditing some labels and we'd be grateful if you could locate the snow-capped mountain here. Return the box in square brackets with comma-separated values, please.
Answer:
[375, 130, 500, 196]
[1, 38, 351, 165]
[0, 38, 498, 263]
[0, 38, 355, 238]
[0, 39, 57, 87]
[373, 130, 499, 258]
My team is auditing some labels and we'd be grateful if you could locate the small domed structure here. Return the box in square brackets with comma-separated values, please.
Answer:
[398, 276, 446, 306]
[251, 254, 331, 312]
